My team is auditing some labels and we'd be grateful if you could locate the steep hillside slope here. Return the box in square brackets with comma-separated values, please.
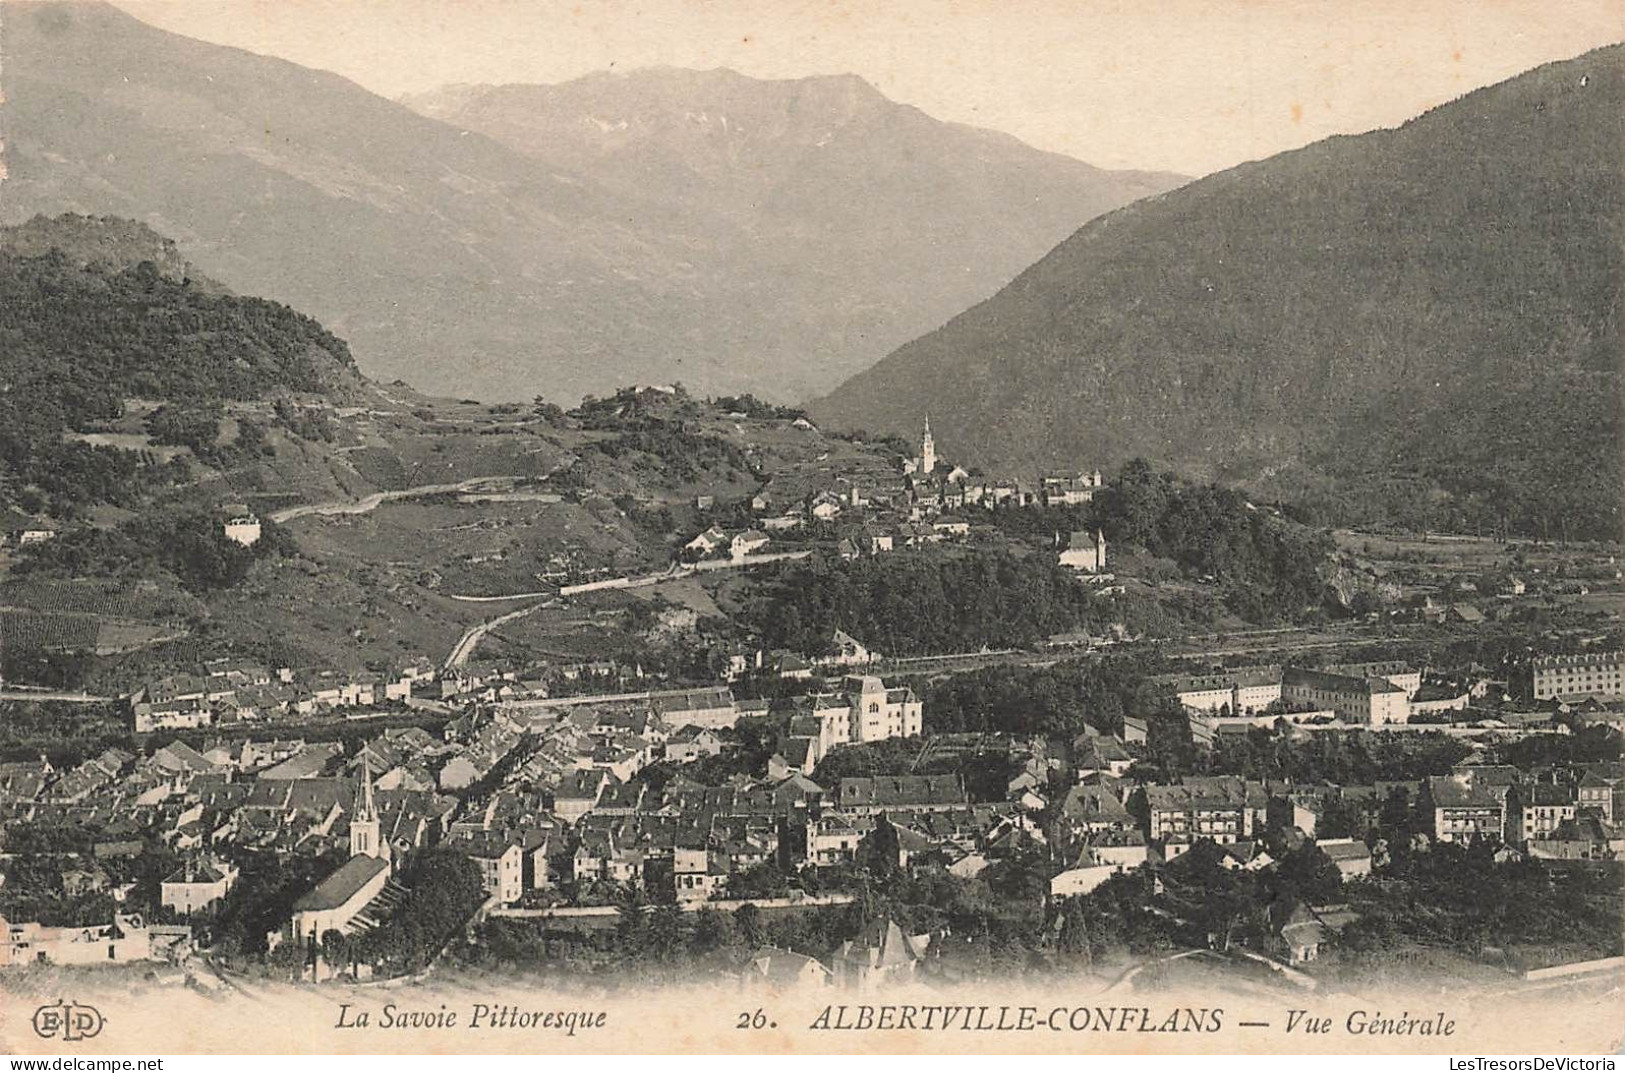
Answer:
[1, 1, 691, 403]
[811, 47, 1623, 538]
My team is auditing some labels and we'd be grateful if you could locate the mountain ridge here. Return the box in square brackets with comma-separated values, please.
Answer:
[4, 1, 1185, 406]
[809, 45, 1623, 539]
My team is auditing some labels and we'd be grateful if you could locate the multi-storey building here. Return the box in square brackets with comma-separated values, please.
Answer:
[1526, 651, 1625, 701]
[779, 676, 924, 774]
[1422, 775, 1506, 844]
[1137, 776, 1257, 849]
[1503, 782, 1578, 844]
[1282, 667, 1410, 725]
[1328, 660, 1423, 698]
[1161, 666, 1284, 715]
[454, 832, 524, 906]
[1577, 764, 1622, 823]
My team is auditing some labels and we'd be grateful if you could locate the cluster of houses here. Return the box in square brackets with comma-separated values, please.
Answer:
[678, 419, 1111, 573]
[0, 670, 936, 967]
[12, 617, 1623, 981]
[124, 656, 667, 734]
[1024, 725, 1624, 921]
[682, 526, 774, 562]
[4, 696, 1621, 978]
[0, 911, 191, 968]
[126, 657, 444, 733]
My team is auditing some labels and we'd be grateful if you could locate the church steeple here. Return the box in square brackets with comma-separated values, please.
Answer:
[920, 415, 936, 476]
[349, 763, 388, 863]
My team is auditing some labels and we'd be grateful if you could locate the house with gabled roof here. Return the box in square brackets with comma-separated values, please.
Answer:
[737, 946, 832, 990]
[553, 769, 608, 824]
[161, 858, 238, 914]
[1060, 783, 1136, 838]
[665, 725, 726, 764]
[836, 775, 967, 816]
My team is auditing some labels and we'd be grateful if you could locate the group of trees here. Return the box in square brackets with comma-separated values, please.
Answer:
[1093, 460, 1337, 621]
[709, 394, 808, 422]
[0, 698, 131, 765]
[323, 851, 486, 978]
[15, 507, 297, 594]
[912, 654, 1172, 738]
[740, 547, 1117, 657]
[210, 851, 341, 964]
[1337, 840, 1623, 966]
[806, 738, 1019, 804]
[466, 896, 868, 984]
[1201, 727, 1474, 785]
[586, 419, 753, 484]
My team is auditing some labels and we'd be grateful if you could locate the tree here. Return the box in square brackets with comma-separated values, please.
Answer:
[691, 908, 736, 953]
[734, 903, 766, 949]
[613, 883, 648, 956]
[857, 815, 901, 880]
[1270, 842, 1344, 907]
[320, 928, 351, 976]
[647, 903, 684, 963]
[1162, 841, 1258, 952]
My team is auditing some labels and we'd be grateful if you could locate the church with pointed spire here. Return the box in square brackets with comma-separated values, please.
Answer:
[348, 764, 391, 864]
[903, 416, 943, 477]
[289, 765, 394, 950]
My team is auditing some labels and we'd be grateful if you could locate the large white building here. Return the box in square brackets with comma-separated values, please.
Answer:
[779, 676, 925, 775]
[1527, 651, 1625, 701]
[0, 913, 156, 966]
[1058, 530, 1107, 574]
[223, 514, 262, 547]
[161, 859, 238, 915]
[1165, 667, 1284, 715]
[1281, 667, 1410, 726]
[455, 833, 524, 906]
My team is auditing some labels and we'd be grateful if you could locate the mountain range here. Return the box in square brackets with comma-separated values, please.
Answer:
[402, 72, 1181, 401]
[0, 1, 1183, 404]
[812, 46, 1623, 539]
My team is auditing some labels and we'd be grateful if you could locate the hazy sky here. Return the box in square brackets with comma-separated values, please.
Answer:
[110, 0, 1622, 175]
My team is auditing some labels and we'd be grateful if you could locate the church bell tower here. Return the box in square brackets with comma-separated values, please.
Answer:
[349, 764, 389, 864]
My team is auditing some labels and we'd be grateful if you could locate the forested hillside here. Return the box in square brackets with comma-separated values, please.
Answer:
[812, 47, 1623, 540]
[0, 218, 358, 516]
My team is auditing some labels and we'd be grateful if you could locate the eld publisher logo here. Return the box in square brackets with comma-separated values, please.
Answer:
[32, 1000, 105, 1042]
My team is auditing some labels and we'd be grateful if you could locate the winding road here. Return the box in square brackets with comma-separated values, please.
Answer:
[0, 689, 112, 703]
[269, 478, 509, 523]
[443, 598, 555, 670]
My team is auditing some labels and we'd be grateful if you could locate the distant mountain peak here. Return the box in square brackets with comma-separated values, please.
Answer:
[8, 2, 1184, 409]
